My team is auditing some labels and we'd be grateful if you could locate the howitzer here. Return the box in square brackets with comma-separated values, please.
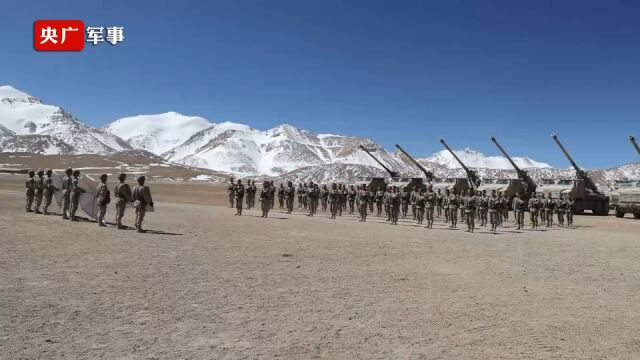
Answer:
[394, 144, 434, 183]
[439, 139, 482, 189]
[551, 133, 601, 194]
[359, 145, 400, 178]
[630, 135, 640, 155]
[490, 136, 536, 195]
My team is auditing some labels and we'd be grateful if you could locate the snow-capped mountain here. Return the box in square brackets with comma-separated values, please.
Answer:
[424, 148, 550, 169]
[0, 85, 131, 154]
[104, 112, 212, 155]
[160, 122, 406, 176]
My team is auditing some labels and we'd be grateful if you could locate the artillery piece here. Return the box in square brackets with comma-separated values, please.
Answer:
[630, 135, 640, 155]
[489, 136, 536, 199]
[610, 135, 640, 219]
[546, 133, 609, 215]
[359, 144, 424, 191]
[439, 139, 482, 190]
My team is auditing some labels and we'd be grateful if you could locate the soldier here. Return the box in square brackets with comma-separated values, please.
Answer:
[235, 179, 245, 215]
[358, 184, 370, 222]
[114, 173, 132, 229]
[383, 186, 391, 221]
[488, 190, 500, 233]
[132, 176, 154, 232]
[61, 168, 73, 219]
[69, 170, 86, 221]
[25, 170, 36, 212]
[477, 190, 488, 227]
[514, 192, 527, 230]
[496, 192, 504, 227]
[401, 186, 410, 219]
[269, 181, 277, 210]
[95, 174, 110, 227]
[320, 184, 329, 212]
[443, 189, 450, 224]
[329, 183, 339, 219]
[556, 194, 566, 227]
[375, 187, 384, 216]
[501, 192, 509, 222]
[43, 170, 59, 215]
[463, 189, 477, 233]
[565, 194, 574, 227]
[302, 183, 308, 209]
[389, 186, 400, 225]
[410, 187, 417, 220]
[259, 181, 271, 218]
[368, 185, 375, 214]
[284, 181, 296, 214]
[246, 180, 256, 210]
[278, 183, 285, 209]
[307, 181, 317, 216]
[347, 185, 356, 214]
[297, 183, 304, 208]
[435, 189, 443, 218]
[459, 189, 467, 225]
[415, 189, 425, 225]
[449, 190, 459, 228]
[528, 193, 541, 230]
[227, 178, 235, 208]
[338, 184, 346, 216]
[543, 192, 555, 227]
[539, 193, 546, 225]
[34, 170, 45, 214]
[425, 186, 436, 229]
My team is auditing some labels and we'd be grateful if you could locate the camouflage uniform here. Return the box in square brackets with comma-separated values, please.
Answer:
[246, 182, 257, 210]
[488, 194, 500, 232]
[555, 197, 566, 227]
[358, 188, 370, 222]
[424, 190, 436, 229]
[543, 196, 555, 227]
[297, 184, 303, 208]
[114, 181, 132, 229]
[25, 174, 36, 212]
[235, 183, 245, 215]
[329, 185, 339, 219]
[347, 186, 356, 214]
[448, 193, 459, 228]
[401, 188, 410, 219]
[61, 174, 73, 219]
[375, 190, 384, 217]
[528, 196, 541, 229]
[43, 173, 58, 215]
[260, 183, 272, 218]
[565, 196, 574, 227]
[278, 185, 285, 209]
[389, 189, 400, 225]
[463, 192, 476, 233]
[410, 189, 417, 220]
[227, 181, 235, 208]
[514, 196, 527, 230]
[34, 173, 45, 213]
[95, 180, 109, 226]
[320, 185, 329, 212]
[477, 192, 488, 226]
[436, 190, 443, 218]
[442, 190, 450, 224]
[284, 183, 296, 214]
[132, 183, 153, 232]
[69, 175, 86, 221]
[415, 192, 425, 225]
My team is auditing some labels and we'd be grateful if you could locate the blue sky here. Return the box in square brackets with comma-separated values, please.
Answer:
[1, 0, 638, 168]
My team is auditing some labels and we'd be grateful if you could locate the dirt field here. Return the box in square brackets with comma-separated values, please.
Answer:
[2, 176, 640, 359]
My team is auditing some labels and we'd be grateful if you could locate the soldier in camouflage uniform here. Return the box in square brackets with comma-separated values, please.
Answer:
[246, 181, 256, 210]
[61, 168, 73, 219]
[25, 170, 36, 213]
[476, 190, 487, 227]
[328, 183, 339, 219]
[358, 184, 370, 222]
[514, 192, 527, 230]
[383, 186, 391, 221]
[415, 189, 425, 225]
[410, 187, 417, 220]
[285, 181, 296, 214]
[337, 184, 346, 216]
[424, 186, 436, 229]
[132, 176, 154, 232]
[459, 189, 467, 225]
[259, 181, 272, 218]
[528, 193, 541, 229]
[555, 194, 566, 227]
[235, 179, 245, 215]
[43, 170, 59, 215]
[278, 184, 285, 209]
[463, 189, 477, 233]
[488, 190, 500, 233]
[95, 174, 110, 227]
[389, 186, 400, 225]
[543, 192, 555, 228]
[114, 173, 133, 229]
[401, 186, 410, 219]
[347, 185, 356, 214]
[308, 182, 320, 216]
[320, 184, 329, 212]
[374, 188, 384, 217]
[443, 189, 450, 224]
[565, 194, 574, 227]
[227, 178, 235, 208]
[448, 190, 459, 228]
[34, 170, 45, 214]
[297, 183, 303, 208]
[70, 170, 86, 221]
[302, 183, 308, 210]
[435, 189, 443, 218]
[501, 192, 509, 222]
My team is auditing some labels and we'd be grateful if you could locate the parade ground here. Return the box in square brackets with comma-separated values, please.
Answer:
[2, 176, 640, 359]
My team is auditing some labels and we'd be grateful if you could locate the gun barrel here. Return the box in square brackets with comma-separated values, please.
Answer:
[395, 144, 433, 182]
[490, 136, 521, 172]
[630, 135, 640, 155]
[439, 139, 470, 172]
[551, 133, 581, 172]
[439, 139, 481, 189]
[359, 145, 399, 177]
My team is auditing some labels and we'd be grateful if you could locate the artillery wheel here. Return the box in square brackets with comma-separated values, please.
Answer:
[615, 209, 625, 218]
[634, 213, 640, 220]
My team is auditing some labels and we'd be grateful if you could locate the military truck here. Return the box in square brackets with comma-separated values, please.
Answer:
[609, 135, 640, 219]
[545, 133, 609, 215]
[359, 144, 425, 192]
[439, 139, 482, 191]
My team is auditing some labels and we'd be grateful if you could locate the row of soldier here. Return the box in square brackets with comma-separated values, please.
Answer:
[25, 169, 153, 233]
[227, 179, 575, 233]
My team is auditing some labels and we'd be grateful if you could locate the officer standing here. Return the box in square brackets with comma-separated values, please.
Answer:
[43, 170, 59, 215]
[95, 174, 110, 227]
[25, 170, 36, 213]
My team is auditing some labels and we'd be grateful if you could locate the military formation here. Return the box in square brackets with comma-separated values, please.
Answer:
[226, 178, 577, 233]
[24, 169, 153, 233]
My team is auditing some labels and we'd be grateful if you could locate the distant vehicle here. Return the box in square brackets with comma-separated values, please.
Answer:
[545, 133, 609, 215]
[439, 139, 482, 190]
[609, 135, 640, 219]
[430, 177, 470, 195]
[359, 144, 424, 191]
[490, 137, 537, 201]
